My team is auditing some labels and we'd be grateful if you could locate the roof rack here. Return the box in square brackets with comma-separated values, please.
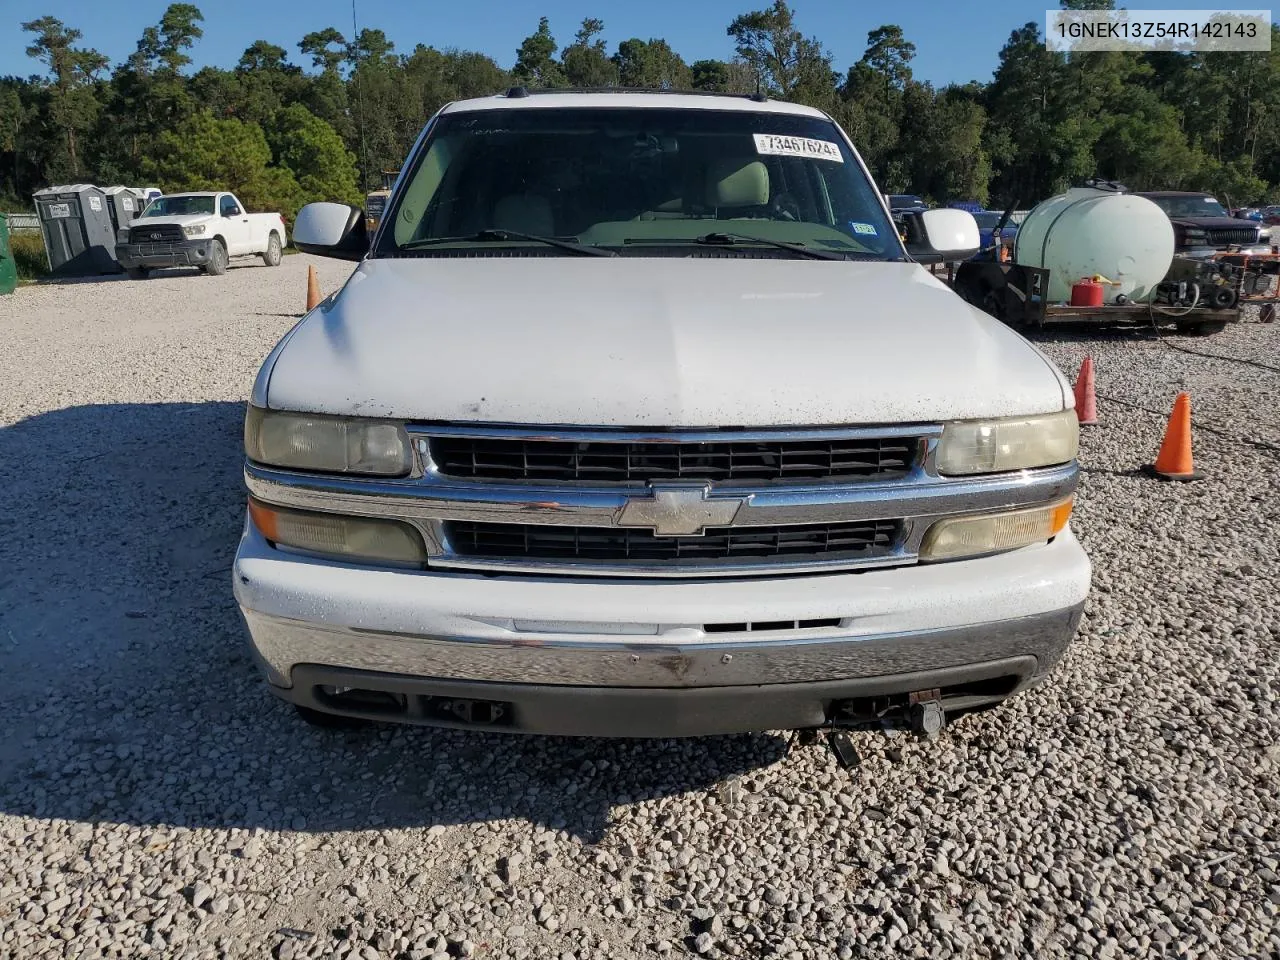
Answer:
[500, 86, 773, 103]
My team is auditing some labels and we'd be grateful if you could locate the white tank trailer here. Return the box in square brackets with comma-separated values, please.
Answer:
[1015, 184, 1174, 303]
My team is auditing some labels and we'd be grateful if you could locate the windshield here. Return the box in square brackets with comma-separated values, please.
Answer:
[1149, 195, 1229, 218]
[973, 212, 1003, 229]
[379, 106, 902, 259]
[140, 196, 215, 217]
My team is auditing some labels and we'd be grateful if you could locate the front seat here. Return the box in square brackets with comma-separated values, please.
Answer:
[705, 158, 770, 218]
[493, 193, 555, 235]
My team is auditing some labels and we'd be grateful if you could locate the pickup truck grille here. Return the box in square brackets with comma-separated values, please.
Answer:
[129, 223, 184, 243]
[1207, 227, 1258, 246]
[445, 519, 901, 565]
[428, 435, 921, 484]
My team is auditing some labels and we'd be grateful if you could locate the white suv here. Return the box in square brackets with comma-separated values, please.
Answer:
[234, 89, 1090, 738]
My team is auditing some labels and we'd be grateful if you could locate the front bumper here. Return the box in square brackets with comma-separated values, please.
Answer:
[116, 238, 212, 269]
[233, 521, 1091, 737]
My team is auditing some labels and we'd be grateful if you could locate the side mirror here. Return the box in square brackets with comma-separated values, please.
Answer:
[903, 208, 980, 263]
[225, 206, 241, 218]
[293, 202, 369, 261]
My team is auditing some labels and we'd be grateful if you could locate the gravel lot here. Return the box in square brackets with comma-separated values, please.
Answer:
[1, 255, 1277, 960]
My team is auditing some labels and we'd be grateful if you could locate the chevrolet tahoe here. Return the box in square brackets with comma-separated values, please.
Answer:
[233, 90, 1091, 738]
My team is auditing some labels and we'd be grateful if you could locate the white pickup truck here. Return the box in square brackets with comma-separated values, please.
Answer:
[116, 191, 287, 278]
[234, 90, 1091, 739]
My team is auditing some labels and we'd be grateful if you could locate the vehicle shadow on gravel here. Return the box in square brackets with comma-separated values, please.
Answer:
[0, 401, 787, 843]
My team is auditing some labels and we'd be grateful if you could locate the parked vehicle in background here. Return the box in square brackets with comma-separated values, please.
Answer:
[1232, 207, 1264, 221]
[235, 90, 1090, 739]
[886, 194, 927, 223]
[972, 211, 1006, 251]
[1261, 205, 1280, 226]
[115, 191, 287, 278]
[1135, 190, 1268, 257]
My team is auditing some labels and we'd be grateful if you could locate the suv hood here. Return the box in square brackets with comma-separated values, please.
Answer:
[263, 257, 1069, 426]
[1168, 215, 1260, 231]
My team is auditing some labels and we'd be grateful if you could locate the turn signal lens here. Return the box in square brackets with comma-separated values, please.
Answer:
[248, 498, 426, 565]
[921, 497, 1073, 561]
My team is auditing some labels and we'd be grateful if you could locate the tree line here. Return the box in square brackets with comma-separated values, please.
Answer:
[4, 0, 1280, 221]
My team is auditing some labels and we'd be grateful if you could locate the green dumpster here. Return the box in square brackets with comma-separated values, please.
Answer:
[0, 214, 16, 294]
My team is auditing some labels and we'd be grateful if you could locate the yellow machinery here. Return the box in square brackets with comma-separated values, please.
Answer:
[365, 169, 399, 233]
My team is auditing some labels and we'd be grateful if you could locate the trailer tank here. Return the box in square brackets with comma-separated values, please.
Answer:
[1015, 182, 1174, 303]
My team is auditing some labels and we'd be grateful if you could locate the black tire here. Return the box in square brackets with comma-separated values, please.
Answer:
[293, 704, 372, 730]
[262, 232, 282, 267]
[126, 267, 150, 280]
[1209, 285, 1238, 310]
[203, 239, 228, 276]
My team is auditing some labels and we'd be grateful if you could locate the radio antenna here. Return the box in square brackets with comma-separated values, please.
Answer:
[352, 0, 370, 197]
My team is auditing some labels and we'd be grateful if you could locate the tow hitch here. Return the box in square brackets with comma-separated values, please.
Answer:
[826, 688, 948, 752]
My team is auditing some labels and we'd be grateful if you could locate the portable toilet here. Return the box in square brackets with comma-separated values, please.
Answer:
[140, 187, 163, 206]
[32, 184, 120, 275]
[102, 186, 143, 238]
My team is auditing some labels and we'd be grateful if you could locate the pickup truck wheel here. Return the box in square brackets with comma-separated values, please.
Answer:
[204, 239, 228, 276]
[126, 267, 150, 280]
[262, 232, 282, 267]
[293, 704, 372, 730]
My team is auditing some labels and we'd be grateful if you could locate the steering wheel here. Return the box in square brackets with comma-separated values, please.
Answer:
[770, 192, 801, 222]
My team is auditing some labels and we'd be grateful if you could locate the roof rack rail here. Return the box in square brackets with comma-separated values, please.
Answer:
[501, 86, 779, 102]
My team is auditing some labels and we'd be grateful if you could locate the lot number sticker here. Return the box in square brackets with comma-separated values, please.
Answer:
[753, 133, 844, 163]
[89, 196, 102, 211]
[47, 203, 70, 219]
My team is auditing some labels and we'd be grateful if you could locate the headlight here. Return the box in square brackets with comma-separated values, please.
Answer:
[921, 498, 1073, 561]
[244, 406, 411, 476]
[936, 410, 1078, 476]
[248, 498, 425, 565]
[183, 224, 206, 236]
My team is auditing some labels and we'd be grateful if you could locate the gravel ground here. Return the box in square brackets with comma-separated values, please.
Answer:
[1, 256, 1277, 960]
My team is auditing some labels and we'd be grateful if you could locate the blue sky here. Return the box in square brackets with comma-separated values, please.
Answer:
[3, 0, 1260, 87]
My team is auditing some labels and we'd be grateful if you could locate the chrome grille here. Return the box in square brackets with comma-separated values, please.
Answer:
[445, 519, 901, 565]
[428, 435, 920, 484]
[130, 223, 184, 243]
[1207, 227, 1258, 246]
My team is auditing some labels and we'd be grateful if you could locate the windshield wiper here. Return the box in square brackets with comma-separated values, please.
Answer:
[400, 229, 617, 257]
[694, 232, 849, 260]
[625, 232, 852, 261]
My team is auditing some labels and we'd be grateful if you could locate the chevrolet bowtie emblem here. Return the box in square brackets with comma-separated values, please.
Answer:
[616, 483, 748, 537]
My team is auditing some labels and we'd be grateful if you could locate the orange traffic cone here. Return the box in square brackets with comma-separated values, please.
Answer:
[1074, 357, 1098, 425]
[306, 265, 322, 311]
[1143, 392, 1203, 481]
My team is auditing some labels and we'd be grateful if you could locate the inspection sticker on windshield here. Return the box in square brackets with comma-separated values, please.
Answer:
[753, 134, 843, 163]
[849, 221, 878, 236]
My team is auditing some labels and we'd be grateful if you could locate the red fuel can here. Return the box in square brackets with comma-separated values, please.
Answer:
[1070, 277, 1104, 307]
